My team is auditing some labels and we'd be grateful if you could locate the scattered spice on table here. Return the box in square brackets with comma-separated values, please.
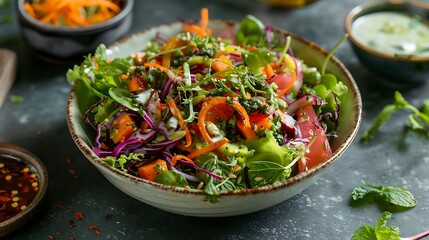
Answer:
[0, 154, 39, 222]
[69, 220, 76, 228]
[74, 211, 84, 220]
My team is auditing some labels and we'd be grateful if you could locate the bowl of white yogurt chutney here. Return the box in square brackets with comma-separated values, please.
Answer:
[345, 1, 429, 87]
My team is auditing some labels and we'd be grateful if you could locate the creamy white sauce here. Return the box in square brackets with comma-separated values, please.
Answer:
[352, 12, 429, 57]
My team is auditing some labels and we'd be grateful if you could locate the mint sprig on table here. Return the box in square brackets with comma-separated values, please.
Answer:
[361, 91, 429, 142]
[352, 181, 417, 208]
[351, 211, 429, 240]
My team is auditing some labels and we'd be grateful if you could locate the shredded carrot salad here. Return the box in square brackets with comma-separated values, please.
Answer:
[23, 0, 123, 27]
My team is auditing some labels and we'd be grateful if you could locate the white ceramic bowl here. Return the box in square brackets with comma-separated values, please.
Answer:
[66, 20, 362, 217]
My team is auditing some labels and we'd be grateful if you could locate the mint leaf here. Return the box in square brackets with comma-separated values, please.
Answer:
[351, 225, 377, 240]
[351, 212, 400, 240]
[352, 181, 416, 208]
[375, 212, 401, 240]
[352, 212, 429, 240]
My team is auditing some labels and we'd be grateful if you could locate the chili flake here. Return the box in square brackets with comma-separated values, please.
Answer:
[74, 211, 84, 220]
[0, 154, 39, 222]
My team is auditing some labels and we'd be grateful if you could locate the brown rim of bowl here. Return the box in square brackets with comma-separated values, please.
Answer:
[0, 143, 48, 236]
[66, 20, 362, 197]
[16, 0, 133, 34]
[345, 0, 429, 62]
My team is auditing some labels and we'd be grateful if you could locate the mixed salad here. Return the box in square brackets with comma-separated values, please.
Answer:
[67, 9, 347, 201]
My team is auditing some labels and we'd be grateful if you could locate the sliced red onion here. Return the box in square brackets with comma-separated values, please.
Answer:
[132, 147, 166, 155]
[142, 111, 156, 129]
[286, 95, 326, 115]
[92, 147, 113, 158]
[162, 152, 202, 182]
[265, 24, 273, 46]
[160, 79, 174, 102]
[177, 159, 223, 180]
[155, 31, 168, 42]
[94, 123, 103, 149]
[147, 91, 161, 124]
[112, 138, 145, 157]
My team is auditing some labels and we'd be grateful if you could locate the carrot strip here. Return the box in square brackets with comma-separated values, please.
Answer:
[182, 24, 208, 38]
[144, 62, 169, 73]
[23, 0, 122, 27]
[176, 143, 196, 153]
[200, 7, 209, 32]
[187, 138, 228, 159]
[198, 97, 257, 143]
[181, 7, 211, 37]
[212, 55, 232, 72]
[276, 70, 297, 98]
[161, 37, 177, 68]
[23, 3, 36, 18]
[170, 154, 194, 166]
[263, 63, 275, 78]
[167, 99, 192, 147]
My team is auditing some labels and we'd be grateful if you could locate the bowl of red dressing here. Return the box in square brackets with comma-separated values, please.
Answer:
[0, 143, 48, 238]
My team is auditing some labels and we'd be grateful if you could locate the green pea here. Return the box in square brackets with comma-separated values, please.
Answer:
[313, 84, 328, 99]
[321, 73, 338, 89]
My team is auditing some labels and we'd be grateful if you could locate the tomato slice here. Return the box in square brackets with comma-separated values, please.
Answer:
[267, 73, 294, 90]
[295, 105, 332, 173]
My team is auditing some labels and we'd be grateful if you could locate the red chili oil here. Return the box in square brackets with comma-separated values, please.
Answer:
[0, 154, 39, 222]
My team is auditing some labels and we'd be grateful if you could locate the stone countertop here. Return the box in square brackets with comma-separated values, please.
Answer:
[1, 0, 429, 239]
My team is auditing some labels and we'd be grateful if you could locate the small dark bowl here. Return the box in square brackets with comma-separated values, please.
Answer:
[16, 0, 134, 63]
[345, 1, 429, 88]
[0, 143, 48, 238]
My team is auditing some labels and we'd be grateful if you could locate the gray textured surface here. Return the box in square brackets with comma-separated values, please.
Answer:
[1, 0, 429, 239]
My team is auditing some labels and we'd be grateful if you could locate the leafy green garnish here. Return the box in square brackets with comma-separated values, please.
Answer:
[102, 153, 145, 173]
[351, 212, 401, 240]
[243, 48, 274, 75]
[236, 15, 266, 46]
[352, 181, 416, 208]
[361, 91, 429, 142]
[244, 161, 291, 188]
[351, 212, 429, 240]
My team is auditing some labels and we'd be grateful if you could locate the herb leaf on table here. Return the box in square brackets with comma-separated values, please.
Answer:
[351, 212, 429, 240]
[360, 91, 429, 142]
[352, 181, 416, 208]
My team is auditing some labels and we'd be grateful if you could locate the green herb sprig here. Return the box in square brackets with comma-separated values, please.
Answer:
[352, 181, 417, 209]
[351, 211, 429, 240]
[361, 91, 429, 142]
